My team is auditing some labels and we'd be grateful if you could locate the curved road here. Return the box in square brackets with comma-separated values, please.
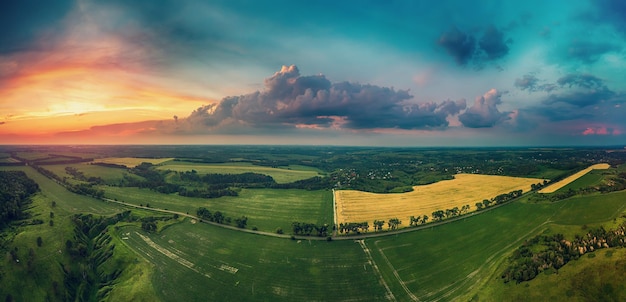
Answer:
[103, 190, 528, 241]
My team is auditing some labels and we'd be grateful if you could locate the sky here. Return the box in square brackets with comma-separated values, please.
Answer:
[1, 0, 626, 146]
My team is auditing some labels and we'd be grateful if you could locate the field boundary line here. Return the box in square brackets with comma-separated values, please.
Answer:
[373, 240, 419, 301]
[332, 189, 338, 236]
[358, 240, 397, 301]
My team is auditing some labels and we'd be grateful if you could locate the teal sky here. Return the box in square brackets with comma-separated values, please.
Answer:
[1, 0, 625, 146]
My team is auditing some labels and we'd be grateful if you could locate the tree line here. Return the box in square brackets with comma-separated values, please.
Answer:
[292, 222, 330, 237]
[502, 222, 626, 284]
[0, 171, 39, 229]
[196, 207, 248, 228]
[32, 165, 105, 199]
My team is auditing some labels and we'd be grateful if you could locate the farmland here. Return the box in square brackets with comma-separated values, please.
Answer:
[102, 186, 333, 233]
[92, 157, 174, 168]
[2, 145, 626, 301]
[156, 161, 322, 183]
[334, 173, 544, 228]
[115, 222, 389, 301]
[539, 163, 610, 193]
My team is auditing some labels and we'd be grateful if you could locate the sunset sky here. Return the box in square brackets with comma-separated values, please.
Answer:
[1, 0, 625, 146]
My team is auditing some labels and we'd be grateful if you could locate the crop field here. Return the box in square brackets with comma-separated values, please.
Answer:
[92, 157, 174, 168]
[539, 163, 610, 193]
[103, 187, 333, 232]
[334, 173, 544, 227]
[115, 222, 389, 301]
[367, 189, 626, 301]
[157, 161, 322, 183]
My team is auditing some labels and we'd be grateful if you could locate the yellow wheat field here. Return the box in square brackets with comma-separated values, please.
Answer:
[92, 157, 174, 168]
[334, 174, 544, 229]
[538, 163, 610, 193]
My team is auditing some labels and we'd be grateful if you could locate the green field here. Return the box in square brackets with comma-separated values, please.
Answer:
[114, 222, 388, 301]
[43, 163, 143, 185]
[102, 186, 333, 233]
[553, 170, 606, 193]
[366, 190, 626, 301]
[157, 161, 322, 183]
[0, 166, 125, 215]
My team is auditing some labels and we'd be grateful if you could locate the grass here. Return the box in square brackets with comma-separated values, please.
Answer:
[553, 170, 605, 192]
[92, 157, 174, 168]
[365, 189, 626, 301]
[102, 186, 333, 233]
[0, 166, 157, 301]
[114, 221, 389, 301]
[481, 247, 626, 302]
[157, 161, 322, 184]
[43, 163, 143, 185]
[539, 163, 610, 193]
[335, 173, 544, 228]
[0, 166, 125, 215]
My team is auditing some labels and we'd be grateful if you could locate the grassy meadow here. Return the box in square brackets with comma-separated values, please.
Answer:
[0, 166, 160, 301]
[103, 186, 333, 233]
[157, 161, 322, 183]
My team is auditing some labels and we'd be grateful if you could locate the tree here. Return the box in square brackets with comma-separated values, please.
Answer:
[36, 236, 43, 247]
[476, 202, 484, 210]
[141, 221, 157, 232]
[373, 220, 385, 231]
[388, 218, 401, 230]
[432, 210, 444, 221]
[422, 215, 429, 224]
[213, 211, 225, 224]
[51, 201, 56, 207]
[50, 211, 54, 218]
[234, 216, 248, 228]
[276, 227, 284, 234]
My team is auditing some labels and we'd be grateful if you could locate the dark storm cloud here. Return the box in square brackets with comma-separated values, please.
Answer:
[437, 27, 476, 66]
[556, 74, 605, 89]
[438, 25, 511, 66]
[479, 25, 510, 60]
[567, 41, 621, 63]
[182, 65, 466, 132]
[0, 0, 73, 54]
[458, 89, 510, 128]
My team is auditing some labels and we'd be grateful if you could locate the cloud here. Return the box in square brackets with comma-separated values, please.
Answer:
[177, 65, 466, 133]
[437, 27, 476, 66]
[514, 74, 540, 91]
[545, 89, 614, 108]
[567, 41, 621, 63]
[458, 89, 509, 128]
[556, 73, 605, 89]
[478, 25, 510, 60]
[438, 25, 511, 67]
